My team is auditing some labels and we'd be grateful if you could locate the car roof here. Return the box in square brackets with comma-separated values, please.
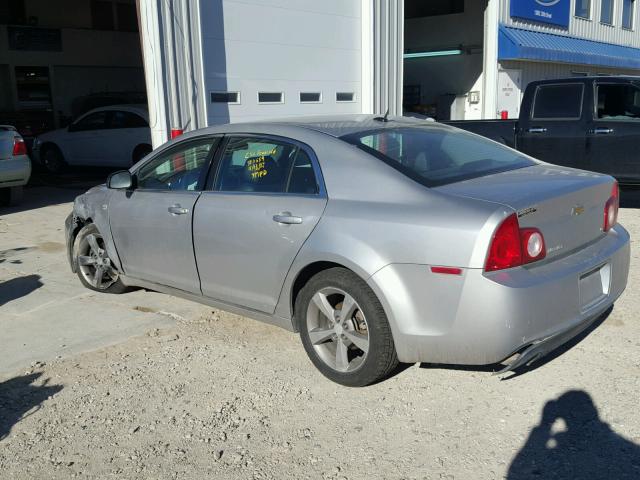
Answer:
[81, 104, 149, 119]
[230, 114, 438, 138]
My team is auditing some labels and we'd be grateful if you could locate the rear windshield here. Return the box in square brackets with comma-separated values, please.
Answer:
[342, 126, 535, 187]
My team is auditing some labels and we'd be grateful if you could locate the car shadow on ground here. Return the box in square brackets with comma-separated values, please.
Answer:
[0, 166, 117, 215]
[0, 372, 63, 441]
[418, 306, 613, 379]
[507, 390, 640, 479]
[0, 274, 44, 307]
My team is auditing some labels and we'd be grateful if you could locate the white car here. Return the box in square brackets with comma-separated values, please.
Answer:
[0, 126, 31, 206]
[32, 105, 152, 173]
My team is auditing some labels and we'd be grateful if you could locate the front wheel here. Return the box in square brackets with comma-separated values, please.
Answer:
[296, 268, 398, 387]
[73, 224, 128, 294]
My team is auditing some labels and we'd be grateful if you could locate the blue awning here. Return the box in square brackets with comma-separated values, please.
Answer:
[499, 24, 640, 70]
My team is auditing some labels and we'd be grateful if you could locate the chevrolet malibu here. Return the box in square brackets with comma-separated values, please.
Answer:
[65, 116, 630, 386]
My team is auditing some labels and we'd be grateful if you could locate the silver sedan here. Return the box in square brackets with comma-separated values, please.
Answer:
[65, 115, 630, 386]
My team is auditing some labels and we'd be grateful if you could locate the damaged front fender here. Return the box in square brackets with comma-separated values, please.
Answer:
[66, 187, 123, 274]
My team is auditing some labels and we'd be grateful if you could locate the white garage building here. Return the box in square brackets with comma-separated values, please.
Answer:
[139, 0, 640, 146]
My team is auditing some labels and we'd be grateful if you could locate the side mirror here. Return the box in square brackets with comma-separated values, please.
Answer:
[107, 170, 134, 190]
[67, 123, 77, 132]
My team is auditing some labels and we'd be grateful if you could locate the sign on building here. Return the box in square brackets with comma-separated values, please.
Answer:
[510, 0, 570, 28]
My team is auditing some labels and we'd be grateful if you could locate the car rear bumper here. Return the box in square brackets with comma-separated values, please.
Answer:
[368, 224, 630, 365]
[0, 155, 31, 188]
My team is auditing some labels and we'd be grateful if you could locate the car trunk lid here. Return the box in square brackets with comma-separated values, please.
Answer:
[434, 164, 615, 261]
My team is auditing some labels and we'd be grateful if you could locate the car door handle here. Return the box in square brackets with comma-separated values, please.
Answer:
[273, 213, 302, 225]
[168, 204, 189, 215]
[527, 127, 547, 133]
[591, 128, 614, 135]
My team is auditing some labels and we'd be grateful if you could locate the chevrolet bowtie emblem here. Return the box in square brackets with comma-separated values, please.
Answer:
[572, 205, 585, 216]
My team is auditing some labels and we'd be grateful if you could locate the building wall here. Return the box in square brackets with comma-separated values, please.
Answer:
[200, 0, 363, 125]
[500, 0, 640, 47]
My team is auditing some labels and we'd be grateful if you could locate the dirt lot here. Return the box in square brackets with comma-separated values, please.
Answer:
[1, 184, 639, 480]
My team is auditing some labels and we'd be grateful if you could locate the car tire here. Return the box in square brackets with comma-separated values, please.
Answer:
[41, 144, 66, 174]
[132, 144, 152, 166]
[296, 267, 398, 387]
[73, 223, 128, 294]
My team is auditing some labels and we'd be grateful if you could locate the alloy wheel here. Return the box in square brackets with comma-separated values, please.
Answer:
[77, 233, 118, 290]
[306, 287, 370, 372]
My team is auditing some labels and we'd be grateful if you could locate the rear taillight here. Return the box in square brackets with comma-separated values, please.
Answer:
[603, 182, 619, 233]
[12, 136, 27, 156]
[485, 213, 546, 272]
[521, 228, 546, 264]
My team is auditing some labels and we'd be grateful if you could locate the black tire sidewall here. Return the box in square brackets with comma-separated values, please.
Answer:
[42, 145, 65, 174]
[296, 268, 397, 387]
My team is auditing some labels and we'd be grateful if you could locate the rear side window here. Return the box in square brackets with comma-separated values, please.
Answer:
[596, 83, 640, 121]
[533, 84, 584, 119]
[110, 111, 148, 128]
[215, 137, 318, 194]
[342, 126, 535, 187]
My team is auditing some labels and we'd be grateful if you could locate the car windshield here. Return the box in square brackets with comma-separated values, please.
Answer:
[342, 126, 535, 187]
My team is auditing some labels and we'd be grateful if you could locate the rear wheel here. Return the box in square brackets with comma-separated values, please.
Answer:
[41, 145, 66, 174]
[73, 224, 128, 294]
[296, 268, 398, 387]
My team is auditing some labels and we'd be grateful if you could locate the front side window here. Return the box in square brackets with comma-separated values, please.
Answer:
[601, 0, 614, 24]
[575, 0, 591, 18]
[533, 84, 584, 119]
[342, 126, 535, 187]
[622, 0, 635, 28]
[215, 137, 316, 194]
[136, 138, 217, 191]
[596, 83, 640, 120]
[72, 111, 108, 131]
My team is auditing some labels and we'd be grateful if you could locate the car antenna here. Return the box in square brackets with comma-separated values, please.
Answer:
[374, 108, 390, 122]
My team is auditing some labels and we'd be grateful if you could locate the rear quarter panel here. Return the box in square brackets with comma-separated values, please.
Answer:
[271, 135, 505, 321]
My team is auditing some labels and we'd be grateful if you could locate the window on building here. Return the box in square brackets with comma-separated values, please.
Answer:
[215, 137, 302, 193]
[596, 83, 640, 120]
[211, 91, 240, 104]
[622, 0, 635, 29]
[533, 84, 584, 119]
[299, 92, 322, 103]
[571, 71, 589, 76]
[600, 0, 615, 24]
[14, 66, 51, 105]
[91, 0, 115, 30]
[404, 0, 464, 18]
[575, 0, 591, 18]
[116, 2, 138, 32]
[336, 92, 355, 102]
[258, 92, 284, 104]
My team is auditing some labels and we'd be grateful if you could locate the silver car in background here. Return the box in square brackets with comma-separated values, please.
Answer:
[65, 115, 630, 386]
[0, 125, 31, 206]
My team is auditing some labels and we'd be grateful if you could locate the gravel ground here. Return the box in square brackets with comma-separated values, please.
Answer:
[0, 188, 639, 480]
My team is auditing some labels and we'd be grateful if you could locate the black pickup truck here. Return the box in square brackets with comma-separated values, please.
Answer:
[446, 76, 640, 185]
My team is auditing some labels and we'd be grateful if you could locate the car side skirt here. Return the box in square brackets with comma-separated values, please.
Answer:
[119, 275, 296, 332]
